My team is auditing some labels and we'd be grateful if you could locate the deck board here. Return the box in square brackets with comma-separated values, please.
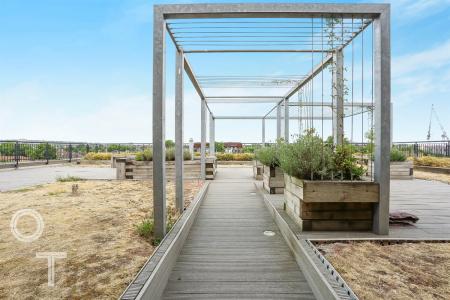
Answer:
[162, 168, 315, 299]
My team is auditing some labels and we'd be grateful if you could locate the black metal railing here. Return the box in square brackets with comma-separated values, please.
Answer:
[0, 140, 152, 168]
[394, 141, 450, 158]
[2, 139, 448, 168]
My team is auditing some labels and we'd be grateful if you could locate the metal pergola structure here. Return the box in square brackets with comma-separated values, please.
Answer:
[153, 3, 391, 239]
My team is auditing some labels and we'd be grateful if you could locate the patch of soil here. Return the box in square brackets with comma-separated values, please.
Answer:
[0, 179, 203, 299]
[318, 242, 450, 300]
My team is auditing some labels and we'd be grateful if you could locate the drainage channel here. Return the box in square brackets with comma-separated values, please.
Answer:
[303, 239, 359, 300]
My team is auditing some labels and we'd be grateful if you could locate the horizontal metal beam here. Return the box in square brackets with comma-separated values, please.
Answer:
[183, 56, 206, 99]
[184, 49, 334, 54]
[206, 96, 283, 99]
[289, 101, 374, 107]
[215, 116, 332, 120]
[205, 96, 283, 104]
[206, 98, 281, 103]
[158, 3, 388, 19]
[283, 53, 333, 100]
[340, 19, 373, 51]
[166, 24, 181, 52]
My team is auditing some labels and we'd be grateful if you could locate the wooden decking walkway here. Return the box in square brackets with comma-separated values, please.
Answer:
[162, 167, 315, 299]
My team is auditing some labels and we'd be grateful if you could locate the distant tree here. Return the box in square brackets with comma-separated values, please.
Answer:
[242, 146, 255, 153]
[165, 140, 175, 148]
[215, 141, 225, 153]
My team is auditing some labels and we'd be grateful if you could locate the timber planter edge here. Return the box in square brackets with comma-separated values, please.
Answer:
[365, 160, 413, 180]
[253, 160, 263, 180]
[263, 165, 284, 194]
[116, 158, 203, 180]
[390, 161, 413, 179]
[283, 174, 379, 231]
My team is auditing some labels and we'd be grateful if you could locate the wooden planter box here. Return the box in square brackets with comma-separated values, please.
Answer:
[263, 165, 284, 194]
[253, 160, 263, 180]
[284, 174, 379, 231]
[365, 160, 413, 180]
[116, 159, 202, 180]
[390, 161, 413, 179]
[205, 157, 217, 180]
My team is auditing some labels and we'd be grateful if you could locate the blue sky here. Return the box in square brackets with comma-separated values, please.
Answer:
[1, 0, 450, 143]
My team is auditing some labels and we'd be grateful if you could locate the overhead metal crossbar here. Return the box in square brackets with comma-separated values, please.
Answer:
[167, 19, 369, 52]
[153, 3, 391, 239]
[214, 116, 332, 120]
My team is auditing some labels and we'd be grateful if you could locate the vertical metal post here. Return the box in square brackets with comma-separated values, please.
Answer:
[175, 50, 184, 214]
[68, 144, 73, 163]
[209, 113, 215, 156]
[390, 102, 393, 146]
[332, 50, 344, 145]
[413, 143, 418, 158]
[447, 141, 450, 157]
[373, 8, 391, 235]
[284, 98, 289, 143]
[189, 138, 194, 160]
[262, 118, 265, 146]
[276, 104, 281, 140]
[14, 141, 19, 168]
[200, 98, 206, 179]
[153, 7, 167, 239]
[45, 143, 49, 164]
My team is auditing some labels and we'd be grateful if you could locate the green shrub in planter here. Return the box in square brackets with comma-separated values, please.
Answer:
[183, 149, 192, 160]
[84, 152, 112, 160]
[279, 131, 365, 180]
[390, 148, 406, 162]
[135, 149, 153, 161]
[136, 148, 191, 161]
[233, 153, 254, 161]
[332, 144, 366, 180]
[255, 146, 279, 167]
[216, 153, 234, 161]
[166, 147, 175, 161]
[279, 132, 332, 180]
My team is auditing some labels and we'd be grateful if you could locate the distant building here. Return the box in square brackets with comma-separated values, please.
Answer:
[193, 142, 243, 153]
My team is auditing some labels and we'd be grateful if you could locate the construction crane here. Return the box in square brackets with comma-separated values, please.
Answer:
[427, 104, 449, 141]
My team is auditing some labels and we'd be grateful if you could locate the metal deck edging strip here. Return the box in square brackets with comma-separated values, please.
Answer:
[120, 181, 210, 300]
[257, 183, 358, 300]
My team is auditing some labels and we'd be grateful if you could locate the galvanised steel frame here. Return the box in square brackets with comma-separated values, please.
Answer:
[153, 3, 391, 239]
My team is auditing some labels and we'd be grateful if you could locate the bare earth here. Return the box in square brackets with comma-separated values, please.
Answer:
[319, 242, 450, 300]
[0, 179, 203, 299]
[414, 170, 450, 184]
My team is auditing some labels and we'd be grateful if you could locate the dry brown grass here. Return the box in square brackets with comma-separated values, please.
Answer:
[414, 170, 450, 184]
[319, 242, 450, 300]
[0, 179, 203, 299]
[414, 157, 450, 168]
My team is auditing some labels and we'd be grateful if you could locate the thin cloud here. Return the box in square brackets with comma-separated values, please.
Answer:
[392, 39, 450, 109]
[393, 38, 450, 77]
[369, 0, 450, 23]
